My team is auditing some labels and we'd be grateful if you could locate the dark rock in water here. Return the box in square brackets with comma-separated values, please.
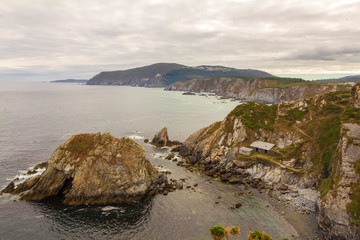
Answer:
[144, 139, 149, 143]
[34, 161, 48, 170]
[3, 132, 167, 205]
[182, 92, 196, 95]
[235, 202, 242, 208]
[1, 181, 15, 194]
[14, 175, 40, 194]
[2, 175, 41, 195]
[151, 127, 170, 147]
[151, 127, 181, 147]
[165, 153, 175, 160]
[26, 169, 37, 175]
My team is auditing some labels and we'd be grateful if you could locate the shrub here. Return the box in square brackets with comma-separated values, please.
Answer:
[209, 225, 226, 240]
[231, 226, 240, 235]
[247, 230, 272, 240]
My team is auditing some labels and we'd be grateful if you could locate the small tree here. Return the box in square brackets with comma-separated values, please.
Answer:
[209, 225, 226, 240]
[248, 230, 272, 240]
[231, 226, 240, 239]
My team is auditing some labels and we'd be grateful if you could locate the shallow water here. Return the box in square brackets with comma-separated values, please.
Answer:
[0, 82, 305, 239]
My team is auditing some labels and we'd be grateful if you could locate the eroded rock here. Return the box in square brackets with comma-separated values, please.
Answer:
[3, 132, 167, 205]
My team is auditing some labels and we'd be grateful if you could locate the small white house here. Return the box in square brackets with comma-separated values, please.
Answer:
[239, 146, 253, 156]
[250, 141, 275, 154]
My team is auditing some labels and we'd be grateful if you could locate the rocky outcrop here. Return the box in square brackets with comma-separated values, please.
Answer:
[317, 123, 360, 239]
[151, 127, 181, 147]
[166, 77, 344, 104]
[2, 133, 168, 205]
[178, 85, 360, 238]
[317, 85, 360, 239]
[151, 127, 170, 147]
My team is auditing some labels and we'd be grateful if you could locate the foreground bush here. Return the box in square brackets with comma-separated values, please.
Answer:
[209, 225, 225, 240]
[248, 230, 272, 240]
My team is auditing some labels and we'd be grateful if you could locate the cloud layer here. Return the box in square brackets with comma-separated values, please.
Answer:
[1, 0, 359, 81]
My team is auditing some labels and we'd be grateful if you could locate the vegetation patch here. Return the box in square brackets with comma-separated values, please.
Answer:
[64, 134, 97, 159]
[248, 230, 273, 240]
[319, 178, 333, 197]
[343, 108, 360, 123]
[347, 158, 360, 224]
[229, 102, 277, 131]
[284, 108, 308, 121]
[207, 121, 221, 135]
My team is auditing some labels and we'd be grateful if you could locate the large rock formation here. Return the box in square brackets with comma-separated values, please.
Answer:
[151, 127, 181, 147]
[166, 77, 345, 104]
[178, 85, 360, 239]
[151, 127, 170, 147]
[2, 132, 167, 205]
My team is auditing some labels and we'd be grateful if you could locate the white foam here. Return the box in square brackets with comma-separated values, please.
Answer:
[102, 206, 120, 211]
[6, 168, 46, 187]
[127, 134, 144, 140]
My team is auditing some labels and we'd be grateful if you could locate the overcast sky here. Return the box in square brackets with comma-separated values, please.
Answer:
[1, 0, 359, 81]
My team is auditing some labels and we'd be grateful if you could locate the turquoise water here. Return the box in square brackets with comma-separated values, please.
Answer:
[0, 82, 301, 239]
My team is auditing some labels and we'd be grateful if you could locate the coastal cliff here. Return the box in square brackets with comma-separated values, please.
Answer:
[179, 85, 360, 239]
[2, 133, 169, 205]
[86, 63, 272, 87]
[166, 77, 344, 104]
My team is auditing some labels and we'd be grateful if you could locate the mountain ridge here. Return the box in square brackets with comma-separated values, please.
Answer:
[86, 63, 273, 87]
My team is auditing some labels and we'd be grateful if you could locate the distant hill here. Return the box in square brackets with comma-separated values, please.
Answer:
[51, 79, 88, 83]
[316, 75, 360, 83]
[86, 63, 273, 87]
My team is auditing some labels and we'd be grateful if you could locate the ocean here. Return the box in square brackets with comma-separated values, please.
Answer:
[0, 82, 314, 239]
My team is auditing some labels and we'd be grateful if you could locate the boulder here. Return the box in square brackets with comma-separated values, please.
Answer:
[3, 132, 166, 205]
[151, 127, 170, 147]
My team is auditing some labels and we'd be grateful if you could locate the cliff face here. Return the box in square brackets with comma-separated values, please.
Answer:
[166, 77, 343, 104]
[2, 133, 167, 205]
[318, 87, 360, 239]
[179, 85, 360, 239]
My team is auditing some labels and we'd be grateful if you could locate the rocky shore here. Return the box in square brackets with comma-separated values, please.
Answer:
[168, 85, 360, 239]
[165, 77, 345, 104]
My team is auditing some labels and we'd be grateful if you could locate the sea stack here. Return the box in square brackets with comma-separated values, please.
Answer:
[151, 127, 170, 147]
[2, 132, 167, 205]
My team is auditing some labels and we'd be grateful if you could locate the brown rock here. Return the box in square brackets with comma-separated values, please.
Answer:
[4, 132, 167, 205]
[34, 162, 48, 170]
[235, 202, 242, 208]
[151, 127, 169, 147]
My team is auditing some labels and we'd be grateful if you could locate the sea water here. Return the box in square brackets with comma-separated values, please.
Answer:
[0, 82, 304, 239]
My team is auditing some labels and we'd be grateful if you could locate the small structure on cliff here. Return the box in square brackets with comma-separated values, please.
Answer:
[239, 146, 253, 156]
[250, 141, 275, 154]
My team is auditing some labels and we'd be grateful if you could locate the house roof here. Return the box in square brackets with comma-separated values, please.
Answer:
[250, 141, 275, 151]
[239, 146, 253, 152]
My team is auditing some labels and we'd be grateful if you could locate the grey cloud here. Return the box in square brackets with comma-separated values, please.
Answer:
[0, 0, 360, 81]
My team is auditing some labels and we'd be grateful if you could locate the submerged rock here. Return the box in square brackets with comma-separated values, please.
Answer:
[2, 132, 167, 205]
